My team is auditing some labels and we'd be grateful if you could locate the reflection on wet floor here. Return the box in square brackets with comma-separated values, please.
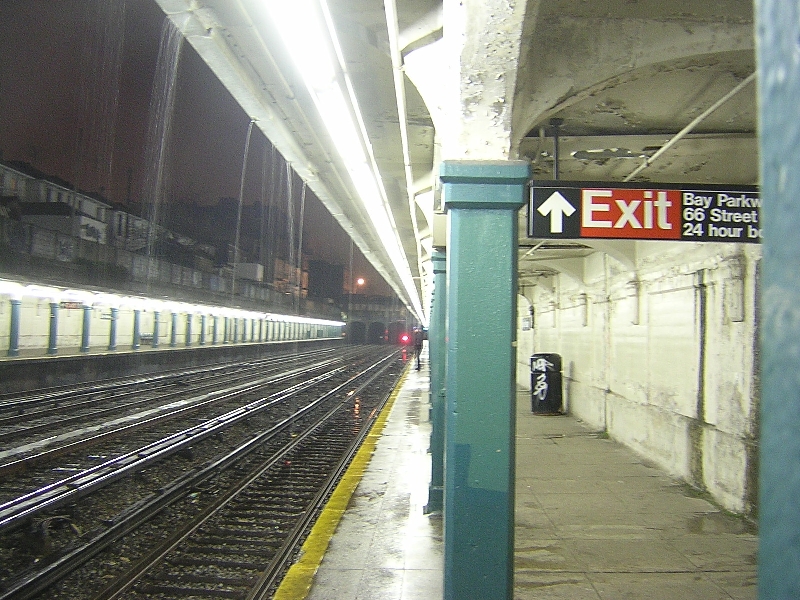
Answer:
[301, 362, 757, 600]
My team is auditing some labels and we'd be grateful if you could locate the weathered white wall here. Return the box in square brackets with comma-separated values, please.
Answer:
[521, 242, 760, 514]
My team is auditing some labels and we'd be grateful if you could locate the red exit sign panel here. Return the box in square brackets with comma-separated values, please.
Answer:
[580, 188, 681, 240]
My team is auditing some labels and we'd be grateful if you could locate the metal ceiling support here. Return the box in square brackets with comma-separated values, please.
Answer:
[550, 118, 563, 180]
[385, 0, 431, 324]
[623, 72, 756, 182]
[755, 0, 800, 596]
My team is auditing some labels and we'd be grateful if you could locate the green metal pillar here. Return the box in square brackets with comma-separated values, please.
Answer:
[441, 160, 529, 600]
[756, 1, 800, 596]
[425, 249, 447, 514]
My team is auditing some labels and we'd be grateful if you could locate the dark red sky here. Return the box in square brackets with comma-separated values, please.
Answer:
[0, 0, 389, 295]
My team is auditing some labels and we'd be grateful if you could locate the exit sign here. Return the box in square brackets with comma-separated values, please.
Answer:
[528, 181, 761, 243]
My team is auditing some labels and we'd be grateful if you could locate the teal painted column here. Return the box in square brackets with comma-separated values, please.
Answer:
[8, 299, 21, 357]
[425, 249, 447, 514]
[441, 160, 529, 600]
[756, 1, 800, 597]
[80, 304, 91, 352]
[47, 302, 59, 355]
[200, 315, 206, 345]
[212, 316, 218, 345]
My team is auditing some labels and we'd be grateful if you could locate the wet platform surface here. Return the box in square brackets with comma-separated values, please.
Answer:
[283, 356, 758, 599]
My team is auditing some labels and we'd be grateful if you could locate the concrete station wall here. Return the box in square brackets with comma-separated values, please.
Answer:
[517, 242, 760, 515]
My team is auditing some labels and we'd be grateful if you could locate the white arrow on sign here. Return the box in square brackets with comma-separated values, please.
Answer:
[537, 191, 576, 234]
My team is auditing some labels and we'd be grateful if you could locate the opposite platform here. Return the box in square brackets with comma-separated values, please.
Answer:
[280, 355, 757, 599]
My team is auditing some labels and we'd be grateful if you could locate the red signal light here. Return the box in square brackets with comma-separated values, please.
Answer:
[400, 333, 410, 344]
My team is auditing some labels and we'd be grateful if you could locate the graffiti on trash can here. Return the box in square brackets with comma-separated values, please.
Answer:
[533, 372, 549, 401]
[531, 357, 554, 372]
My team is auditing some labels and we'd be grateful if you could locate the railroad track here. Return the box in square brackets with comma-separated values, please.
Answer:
[0, 346, 407, 600]
[0, 347, 372, 498]
[0, 348, 342, 452]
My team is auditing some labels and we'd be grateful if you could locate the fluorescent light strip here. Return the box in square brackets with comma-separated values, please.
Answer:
[0, 279, 344, 326]
[264, 0, 424, 321]
[384, 0, 428, 326]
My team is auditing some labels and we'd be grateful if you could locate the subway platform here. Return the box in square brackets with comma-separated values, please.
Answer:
[275, 350, 758, 600]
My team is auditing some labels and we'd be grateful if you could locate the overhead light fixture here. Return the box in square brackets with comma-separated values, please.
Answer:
[262, 0, 425, 322]
[0, 278, 344, 326]
[571, 148, 650, 160]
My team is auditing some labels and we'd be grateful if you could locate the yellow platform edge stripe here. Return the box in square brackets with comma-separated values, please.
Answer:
[272, 363, 412, 600]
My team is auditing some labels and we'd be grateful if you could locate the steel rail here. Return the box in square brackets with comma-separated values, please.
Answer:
[98, 352, 400, 600]
[0, 348, 337, 426]
[0, 355, 344, 476]
[0, 362, 348, 531]
[0, 351, 399, 600]
[246, 353, 401, 598]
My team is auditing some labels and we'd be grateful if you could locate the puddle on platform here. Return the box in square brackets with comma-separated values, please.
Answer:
[406, 398, 421, 425]
[687, 512, 757, 535]
[515, 544, 572, 570]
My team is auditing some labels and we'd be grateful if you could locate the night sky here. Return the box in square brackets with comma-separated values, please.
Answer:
[0, 0, 389, 296]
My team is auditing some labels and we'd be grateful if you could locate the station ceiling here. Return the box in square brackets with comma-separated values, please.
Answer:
[154, 0, 757, 317]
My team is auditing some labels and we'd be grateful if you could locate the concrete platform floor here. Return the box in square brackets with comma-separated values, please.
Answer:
[283, 357, 758, 600]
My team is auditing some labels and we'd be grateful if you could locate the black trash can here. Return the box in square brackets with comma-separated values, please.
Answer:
[530, 353, 563, 414]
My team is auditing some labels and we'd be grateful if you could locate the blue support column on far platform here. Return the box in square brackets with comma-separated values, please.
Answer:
[8, 299, 21, 357]
[152, 311, 160, 348]
[108, 307, 118, 351]
[425, 249, 447, 514]
[171, 312, 178, 347]
[132, 309, 141, 350]
[80, 304, 91, 352]
[756, 1, 800, 597]
[441, 160, 529, 600]
[47, 301, 59, 355]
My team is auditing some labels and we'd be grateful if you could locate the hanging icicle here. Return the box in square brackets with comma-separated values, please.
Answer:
[231, 119, 255, 303]
[296, 181, 307, 313]
[142, 16, 183, 288]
